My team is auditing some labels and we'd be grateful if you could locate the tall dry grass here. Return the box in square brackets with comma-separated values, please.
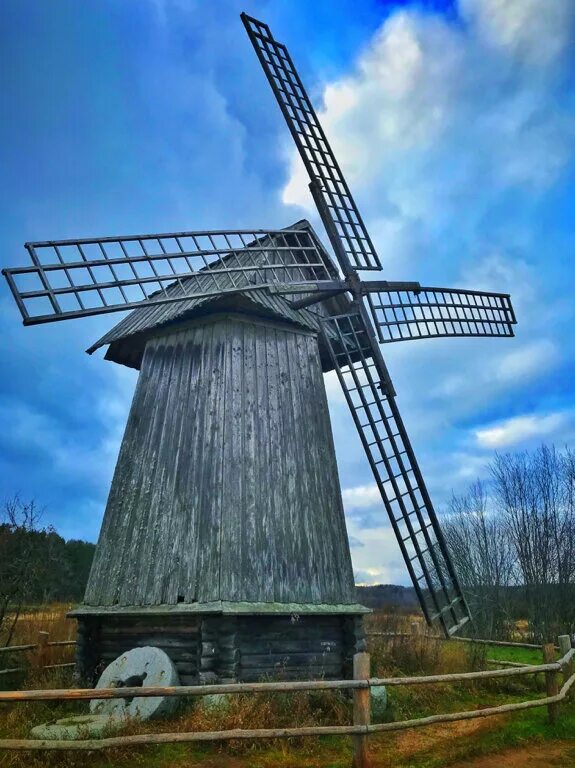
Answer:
[7, 603, 75, 646]
[0, 604, 76, 692]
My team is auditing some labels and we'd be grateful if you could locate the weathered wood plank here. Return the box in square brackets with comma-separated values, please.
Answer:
[83, 315, 356, 609]
[100, 636, 198, 648]
[239, 639, 342, 654]
[241, 657, 343, 671]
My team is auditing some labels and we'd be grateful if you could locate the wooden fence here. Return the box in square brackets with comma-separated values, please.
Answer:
[365, 625, 556, 668]
[0, 632, 574, 766]
[0, 632, 75, 676]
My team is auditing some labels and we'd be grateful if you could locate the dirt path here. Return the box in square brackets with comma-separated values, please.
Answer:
[450, 741, 575, 768]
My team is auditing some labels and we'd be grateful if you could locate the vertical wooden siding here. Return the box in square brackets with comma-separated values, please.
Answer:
[84, 313, 355, 607]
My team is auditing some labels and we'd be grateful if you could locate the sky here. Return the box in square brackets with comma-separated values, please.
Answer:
[1, 0, 575, 586]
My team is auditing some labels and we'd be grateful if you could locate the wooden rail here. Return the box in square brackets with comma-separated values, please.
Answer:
[366, 630, 547, 650]
[3, 650, 574, 703]
[0, 639, 76, 655]
[1, 636, 574, 766]
[0, 663, 74, 677]
[0, 631, 76, 676]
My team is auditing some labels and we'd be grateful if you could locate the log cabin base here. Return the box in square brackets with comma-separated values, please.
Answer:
[69, 604, 369, 686]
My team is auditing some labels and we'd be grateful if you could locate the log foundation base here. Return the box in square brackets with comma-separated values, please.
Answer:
[69, 606, 368, 686]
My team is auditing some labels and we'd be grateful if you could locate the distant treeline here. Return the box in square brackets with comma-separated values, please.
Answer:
[356, 584, 418, 611]
[0, 497, 96, 605]
[1, 527, 96, 603]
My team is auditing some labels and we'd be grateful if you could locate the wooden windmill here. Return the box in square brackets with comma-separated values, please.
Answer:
[3, 14, 517, 684]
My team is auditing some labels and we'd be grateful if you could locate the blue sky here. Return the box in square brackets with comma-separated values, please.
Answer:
[1, 0, 574, 585]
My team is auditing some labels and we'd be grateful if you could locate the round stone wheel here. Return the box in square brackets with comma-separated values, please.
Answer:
[90, 646, 179, 720]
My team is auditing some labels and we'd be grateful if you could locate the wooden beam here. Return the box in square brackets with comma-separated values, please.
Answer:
[35, 632, 49, 669]
[558, 635, 573, 703]
[0, 644, 36, 654]
[0, 678, 364, 703]
[543, 643, 558, 723]
[3, 653, 572, 702]
[352, 652, 371, 768]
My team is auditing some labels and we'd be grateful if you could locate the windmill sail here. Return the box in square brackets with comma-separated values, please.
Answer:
[243, 12, 475, 635]
[241, 13, 381, 271]
[321, 307, 471, 636]
[3, 227, 334, 325]
[363, 283, 516, 344]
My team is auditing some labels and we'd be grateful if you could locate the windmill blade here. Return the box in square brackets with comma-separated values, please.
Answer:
[363, 283, 516, 344]
[3, 227, 334, 325]
[322, 307, 471, 636]
[242, 13, 381, 272]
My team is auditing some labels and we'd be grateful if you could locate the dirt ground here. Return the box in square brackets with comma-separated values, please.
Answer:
[453, 742, 575, 767]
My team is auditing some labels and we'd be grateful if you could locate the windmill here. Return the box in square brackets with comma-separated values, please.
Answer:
[2, 14, 516, 684]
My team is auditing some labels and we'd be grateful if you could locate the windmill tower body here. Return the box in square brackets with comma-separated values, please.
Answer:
[71, 222, 368, 684]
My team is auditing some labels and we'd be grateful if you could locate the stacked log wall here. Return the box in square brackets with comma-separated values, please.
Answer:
[75, 612, 365, 685]
[237, 615, 347, 682]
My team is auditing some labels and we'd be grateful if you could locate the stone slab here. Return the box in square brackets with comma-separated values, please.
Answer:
[31, 714, 124, 740]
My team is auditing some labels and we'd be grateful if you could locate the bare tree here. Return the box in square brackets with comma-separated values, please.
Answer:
[443, 481, 515, 639]
[0, 496, 48, 646]
[491, 445, 575, 641]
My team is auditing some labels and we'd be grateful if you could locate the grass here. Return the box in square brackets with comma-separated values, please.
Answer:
[483, 644, 545, 666]
[0, 604, 76, 685]
[0, 606, 573, 768]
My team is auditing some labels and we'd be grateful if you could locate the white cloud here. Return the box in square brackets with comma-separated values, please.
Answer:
[323, 370, 347, 404]
[495, 340, 559, 384]
[460, 0, 575, 68]
[282, 0, 575, 269]
[347, 516, 408, 585]
[475, 412, 570, 449]
[342, 483, 382, 511]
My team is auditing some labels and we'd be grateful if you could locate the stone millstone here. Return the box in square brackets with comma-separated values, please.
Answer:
[90, 646, 179, 720]
[31, 714, 123, 740]
[371, 685, 388, 721]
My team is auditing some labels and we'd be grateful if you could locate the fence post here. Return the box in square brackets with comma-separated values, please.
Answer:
[558, 635, 573, 702]
[542, 643, 558, 724]
[36, 631, 49, 669]
[352, 652, 371, 768]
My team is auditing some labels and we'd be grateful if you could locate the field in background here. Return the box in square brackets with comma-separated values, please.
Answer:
[1, 606, 574, 768]
[8, 604, 75, 644]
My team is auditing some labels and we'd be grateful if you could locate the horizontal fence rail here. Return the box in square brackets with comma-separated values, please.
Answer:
[366, 630, 549, 650]
[2, 648, 574, 703]
[0, 631, 76, 676]
[0, 640, 76, 655]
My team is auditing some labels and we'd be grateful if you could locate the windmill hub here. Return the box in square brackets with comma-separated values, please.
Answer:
[3, 13, 518, 685]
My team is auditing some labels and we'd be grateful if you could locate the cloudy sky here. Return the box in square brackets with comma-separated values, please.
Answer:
[1, 0, 574, 586]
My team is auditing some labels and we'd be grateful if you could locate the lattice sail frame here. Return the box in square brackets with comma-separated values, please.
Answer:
[363, 284, 516, 344]
[2, 228, 334, 325]
[322, 308, 471, 635]
[242, 13, 481, 636]
[241, 13, 381, 271]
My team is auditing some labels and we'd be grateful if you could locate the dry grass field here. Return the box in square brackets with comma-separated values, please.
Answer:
[1, 606, 574, 768]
